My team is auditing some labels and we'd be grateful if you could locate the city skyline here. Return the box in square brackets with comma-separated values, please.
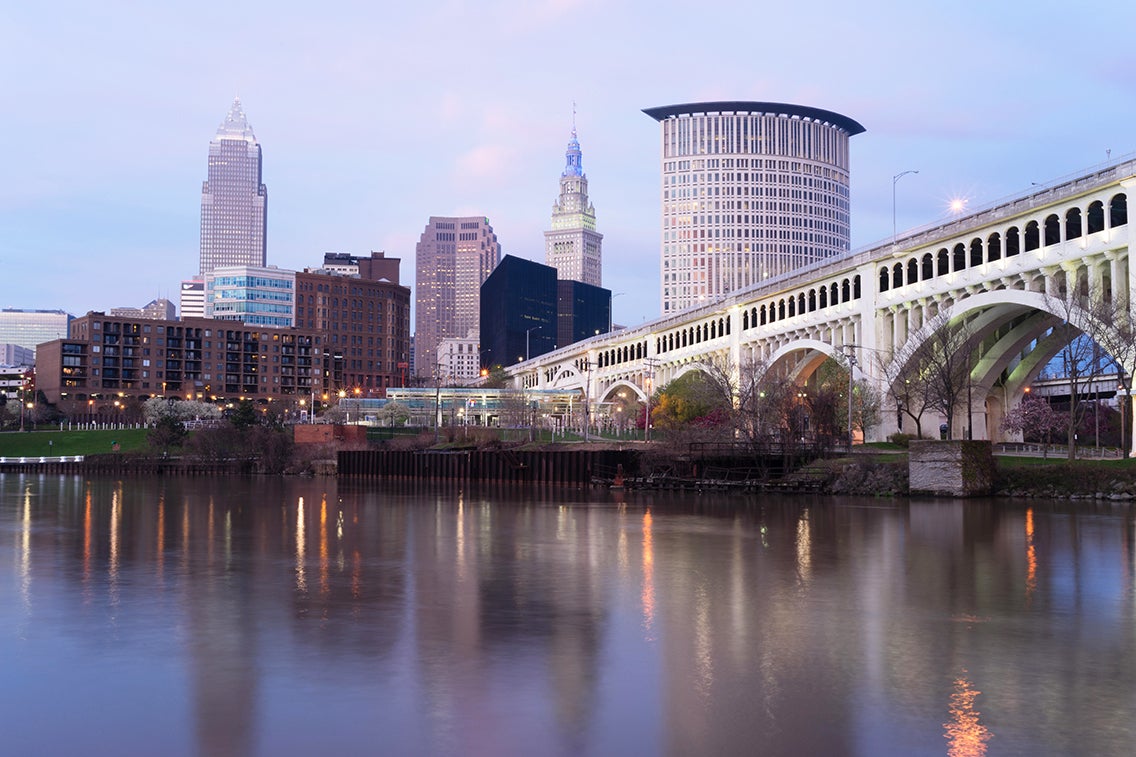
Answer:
[3, 2, 1136, 330]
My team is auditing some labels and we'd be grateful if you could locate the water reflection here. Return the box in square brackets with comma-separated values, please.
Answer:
[1, 475, 1136, 755]
[944, 670, 991, 757]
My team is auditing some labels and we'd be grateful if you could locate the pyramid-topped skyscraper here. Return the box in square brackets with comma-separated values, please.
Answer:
[199, 98, 268, 275]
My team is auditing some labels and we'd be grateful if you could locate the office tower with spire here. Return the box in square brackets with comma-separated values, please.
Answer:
[199, 98, 268, 276]
[544, 121, 602, 287]
[414, 216, 500, 379]
[644, 101, 865, 313]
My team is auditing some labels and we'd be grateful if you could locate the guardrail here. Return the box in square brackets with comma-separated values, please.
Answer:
[0, 455, 86, 465]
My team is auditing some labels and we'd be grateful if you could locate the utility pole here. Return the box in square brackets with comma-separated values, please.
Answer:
[583, 360, 592, 442]
[643, 358, 658, 442]
[434, 362, 443, 444]
[843, 345, 857, 449]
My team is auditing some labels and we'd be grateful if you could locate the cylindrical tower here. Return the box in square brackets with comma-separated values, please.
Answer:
[644, 101, 865, 314]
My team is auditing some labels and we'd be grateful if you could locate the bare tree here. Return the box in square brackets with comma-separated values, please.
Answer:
[1066, 292, 1136, 457]
[1044, 291, 1121, 459]
[888, 357, 933, 440]
[887, 315, 976, 439]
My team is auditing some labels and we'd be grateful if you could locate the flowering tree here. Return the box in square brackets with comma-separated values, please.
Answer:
[1000, 395, 1067, 459]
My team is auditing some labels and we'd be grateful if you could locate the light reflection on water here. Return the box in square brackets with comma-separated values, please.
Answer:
[1, 474, 1135, 756]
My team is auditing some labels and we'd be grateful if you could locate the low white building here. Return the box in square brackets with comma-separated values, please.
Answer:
[437, 330, 480, 385]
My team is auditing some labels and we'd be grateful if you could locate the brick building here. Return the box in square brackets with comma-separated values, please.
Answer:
[294, 252, 411, 397]
[36, 313, 326, 416]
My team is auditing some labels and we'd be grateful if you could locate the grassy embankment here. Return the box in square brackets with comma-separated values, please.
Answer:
[0, 428, 149, 457]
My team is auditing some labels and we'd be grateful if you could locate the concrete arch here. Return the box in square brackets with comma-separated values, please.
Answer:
[766, 338, 840, 384]
[886, 286, 1081, 379]
[548, 364, 583, 388]
[598, 380, 647, 404]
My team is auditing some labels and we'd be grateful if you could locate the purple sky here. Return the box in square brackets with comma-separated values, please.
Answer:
[3, 0, 1135, 329]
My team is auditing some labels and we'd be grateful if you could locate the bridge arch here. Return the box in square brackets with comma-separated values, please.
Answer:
[765, 338, 841, 385]
[598, 379, 647, 404]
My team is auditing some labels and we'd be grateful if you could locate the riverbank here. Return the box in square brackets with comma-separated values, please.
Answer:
[802, 454, 1136, 499]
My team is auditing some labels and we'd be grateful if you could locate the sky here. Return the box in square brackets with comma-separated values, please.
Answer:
[2, 0, 1136, 331]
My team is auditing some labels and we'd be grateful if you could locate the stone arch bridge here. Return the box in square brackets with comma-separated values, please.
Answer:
[508, 159, 1136, 449]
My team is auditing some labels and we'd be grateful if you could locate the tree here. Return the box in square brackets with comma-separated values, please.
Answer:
[1000, 394, 1067, 458]
[1058, 291, 1136, 457]
[651, 370, 730, 430]
[376, 400, 411, 427]
[1041, 289, 1125, 459]
[142, 397, 221, 425]
[850, 379, 883, 442]
[229, 399, 259, 431]
[147, 414, 187, 456]
[889, 315, 977, 440]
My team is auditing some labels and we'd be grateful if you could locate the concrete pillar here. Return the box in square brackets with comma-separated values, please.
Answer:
[1088, 255, 1104, 304]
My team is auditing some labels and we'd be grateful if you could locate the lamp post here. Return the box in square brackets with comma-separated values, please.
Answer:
[609, 293, 625, 333]
[525, 326, 540, 361]
[893, 170, 919, 244]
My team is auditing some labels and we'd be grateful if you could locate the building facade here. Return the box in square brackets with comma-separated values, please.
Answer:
[544, 127, 603, 286]
[480, 256, 558, 369]
[295, 251, 411, 396]
[0, 343, 35, 368]
[557, 280, 611, 347]
[0, 309, 73, 356]
[414, 216, 500, 378]
[205, 265, 296, 327]
[111, 298, 177, 321]
[436, 330, 480, 385]
[36, 313, 326, 411]
[199, 98, 268, 276]
[180, 279, 205, 319]
[644, 101, 865, 313]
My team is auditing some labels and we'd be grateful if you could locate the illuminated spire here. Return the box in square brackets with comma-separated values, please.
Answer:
[216, 96, 257, 142]
[563, 106, 583, 178]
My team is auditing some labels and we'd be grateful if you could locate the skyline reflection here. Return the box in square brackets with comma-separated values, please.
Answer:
[1, 476, 1135, 755]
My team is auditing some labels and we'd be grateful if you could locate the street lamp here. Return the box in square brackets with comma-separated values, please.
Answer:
[525, 326, 541, 361]
[893, 170, 919, 244]
[609, 293, 625, 333]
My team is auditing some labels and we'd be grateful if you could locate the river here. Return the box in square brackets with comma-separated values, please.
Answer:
[1, 474, 1133, 756]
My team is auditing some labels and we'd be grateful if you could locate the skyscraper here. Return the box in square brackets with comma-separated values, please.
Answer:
[644, 101, 865, 313]
[544, 125, 602, 286]
[414, 216, 500, 379]
[479, 256, 557, 369]
[199, 98, 268, 276]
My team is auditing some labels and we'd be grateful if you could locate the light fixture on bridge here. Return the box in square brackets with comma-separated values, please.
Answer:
[893, 170, 919, 244]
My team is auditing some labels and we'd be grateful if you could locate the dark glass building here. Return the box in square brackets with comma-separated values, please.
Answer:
[480, 256, 612, 370]
[557, 280, 611, 346]
[200, 98, 268, 275]
[480, 256, 557, 369]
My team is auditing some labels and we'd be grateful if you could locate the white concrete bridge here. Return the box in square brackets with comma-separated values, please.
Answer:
[508, 158, 1135, 448]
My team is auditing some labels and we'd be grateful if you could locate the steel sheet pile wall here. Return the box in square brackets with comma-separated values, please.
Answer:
[338, 449, 639, 485]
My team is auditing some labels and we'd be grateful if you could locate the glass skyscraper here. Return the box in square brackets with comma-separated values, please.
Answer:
[200, 98, 267, 276]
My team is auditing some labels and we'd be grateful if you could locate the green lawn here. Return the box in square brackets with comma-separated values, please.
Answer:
[0, 428, 150, 457]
